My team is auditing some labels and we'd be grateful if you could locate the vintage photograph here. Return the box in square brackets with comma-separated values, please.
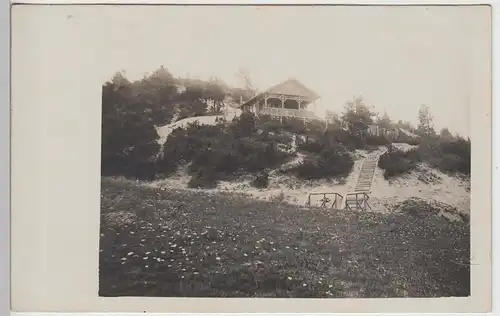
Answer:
[99, 5, 475, 298]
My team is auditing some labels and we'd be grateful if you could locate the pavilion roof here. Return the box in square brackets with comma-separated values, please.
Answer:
[236, 78, 320, 108]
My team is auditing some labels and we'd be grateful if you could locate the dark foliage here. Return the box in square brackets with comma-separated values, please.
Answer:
[252, 171, 270, 188]
[158, 113, 294, 186]
[297, 141, 324, 154]
[293, 145, 354, 180]
[418, 137, 471, 175]
[188, 169, 218, 189]
[364, 134, 391, 146]
[100, 67, 253, 180]
[378, 146, 421, 179]
[378, 135, 471, 179]
[101, 80, 160, 180]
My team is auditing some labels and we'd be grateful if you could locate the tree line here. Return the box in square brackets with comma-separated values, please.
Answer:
[101, 65, 470, 182]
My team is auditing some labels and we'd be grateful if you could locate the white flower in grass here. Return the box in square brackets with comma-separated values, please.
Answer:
[244, 253, 248, 257]
[287, 277, 292, 280]
[121, 258, 127, 261]
[161, 251, 166, 254]
[181, 276, 185, 279]
[143, 257, 148, 260]
[145, 265, 149, 268]
[286, 246, 290, 249]
[216, 257, 221, 261]
[303, 283, 307, 287]
[329, 285, 333, 288]
[127, 252, 134, 256]
[194, 272, 199, 275]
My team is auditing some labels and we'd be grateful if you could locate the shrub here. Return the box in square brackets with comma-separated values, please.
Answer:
[328, 129, 364, 150]
[417, 137, 470, 175]
[293, 146, 354, 180]
[158, 113, 294, 181]
[297, 141, 324, 154]
[364, 134, 391, 146]
[188, 168, 217, 189]
[101, 81, 161, 180]
[252, 171, 270, 188]
[378, 146, 420, 179]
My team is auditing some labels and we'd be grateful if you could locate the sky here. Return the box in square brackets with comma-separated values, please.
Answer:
[95, 5, 490, 137]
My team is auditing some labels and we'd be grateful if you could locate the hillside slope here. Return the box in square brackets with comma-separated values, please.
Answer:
[100, 177, 470, 298]
[148, 144, 470, 216]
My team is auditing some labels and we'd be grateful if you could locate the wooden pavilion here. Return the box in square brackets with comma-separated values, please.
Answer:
[236, 78, 320, 121]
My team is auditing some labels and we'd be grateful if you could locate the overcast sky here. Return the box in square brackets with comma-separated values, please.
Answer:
[93, 5, 490, 137]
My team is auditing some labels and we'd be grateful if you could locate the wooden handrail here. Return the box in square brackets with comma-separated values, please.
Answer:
[344, 192, 372, 212]
[261, 107, 316, 119]
[306, 192, 343, 209]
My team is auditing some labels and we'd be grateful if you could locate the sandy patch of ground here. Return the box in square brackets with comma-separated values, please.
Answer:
[147, 145, 469, 216]
[369, 163, 470, 214]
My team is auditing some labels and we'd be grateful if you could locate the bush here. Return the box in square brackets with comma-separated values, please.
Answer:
[417, 137, 470, 175]
[158, 112, 294, 182]
[188, 168, 217, 189]
[297, 141, 324, 154]
[252, 171, 270, 188]
[364, 134, 391, 146]
[293, 146, 354, 180]
[378, 146, 420, 179]
[327, 129, 364, 150]
[101, 81, 161, 180]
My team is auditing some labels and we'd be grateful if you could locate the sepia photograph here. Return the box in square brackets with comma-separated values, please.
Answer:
[97, 5, 479, 299]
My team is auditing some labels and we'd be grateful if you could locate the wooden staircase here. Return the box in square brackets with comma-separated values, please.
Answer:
[344, 158, 379, 211]
[354, 159, 378, 192]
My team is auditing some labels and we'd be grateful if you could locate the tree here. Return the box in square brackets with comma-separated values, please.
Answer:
[235, 67, 257, 101]
[101, 74, 160, 179]
[395, 119, 414, 131]
[377, 110, 393, 129]
[417, 105, 436, 137]
[204, 78, 227, 114]
[440, 127, 454, 139]
[132, 66, 180, 126]
[341, 96, 377, 138]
